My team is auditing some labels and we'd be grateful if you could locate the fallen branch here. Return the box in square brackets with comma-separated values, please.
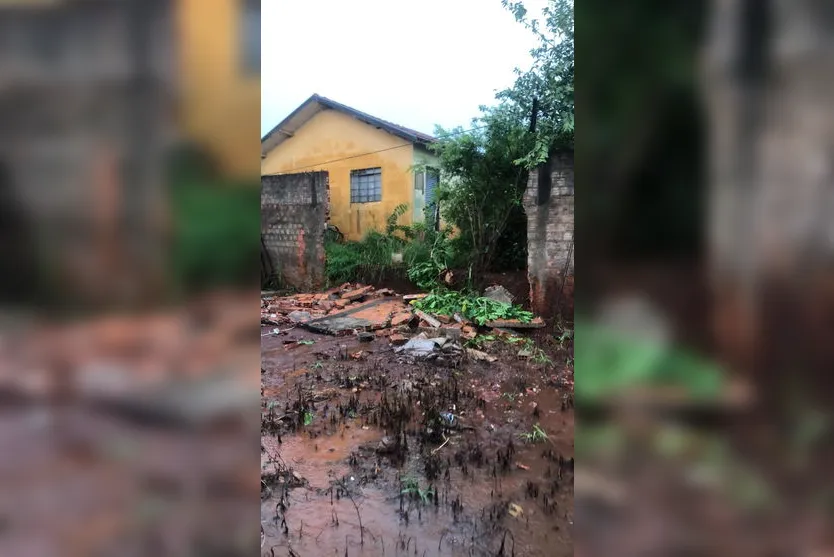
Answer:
[335, 479, 365, 546]
[431, 433, 449, 455]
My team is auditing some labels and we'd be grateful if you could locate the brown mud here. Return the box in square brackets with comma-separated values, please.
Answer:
[261, 316, 574, 557]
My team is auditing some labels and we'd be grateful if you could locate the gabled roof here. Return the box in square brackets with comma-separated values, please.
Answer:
[261, 94, 436, 156]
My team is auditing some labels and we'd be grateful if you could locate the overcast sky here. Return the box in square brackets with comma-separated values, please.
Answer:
[261, 0, 547, 138]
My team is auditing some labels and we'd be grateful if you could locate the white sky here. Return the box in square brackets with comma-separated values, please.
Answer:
[261, 0, 547, 138]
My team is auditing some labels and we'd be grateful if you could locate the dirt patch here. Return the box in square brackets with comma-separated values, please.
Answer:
[261, 287, 574, 556]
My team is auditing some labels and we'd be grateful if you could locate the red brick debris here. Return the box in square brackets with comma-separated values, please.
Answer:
[261, 283, 544, 343]
[262, 284, 482, 342]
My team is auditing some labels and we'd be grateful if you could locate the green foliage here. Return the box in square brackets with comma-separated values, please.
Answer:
[411, 289, 533, 326]
[416, 1, 573, 273]
[400, 477, 434, 505]
[408, 261, 441, 291]
[324, 203, 464, 286]
[574, 318, 725, 404]
[519, 424, 550, 444]
[385, 203, 412, 238]
[431, 104, 532, 272]
[466, 334, 498, 349]
[170, 180, 260, 292]
[500, 0, 574, 167]
[303, 411, 314, 426]
[324, 241, 362, 284]
[405, 224, 457, 289]
[324, 207, 411, 284]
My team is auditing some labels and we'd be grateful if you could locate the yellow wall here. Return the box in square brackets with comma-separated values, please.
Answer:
[178, 0, 260, 179]
[261, 109, 417, 241]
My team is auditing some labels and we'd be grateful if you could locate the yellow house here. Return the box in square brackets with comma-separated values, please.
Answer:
[261, 94, 441, 241]
[177, 0, 261, 179]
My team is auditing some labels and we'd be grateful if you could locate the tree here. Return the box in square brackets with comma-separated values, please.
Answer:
[499, 0, 574, 168]
[426, 1, 574, 274]
[430, 104, 532, 273]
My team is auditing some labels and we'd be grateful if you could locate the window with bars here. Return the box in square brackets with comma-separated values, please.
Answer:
[350, 168, 382, 203]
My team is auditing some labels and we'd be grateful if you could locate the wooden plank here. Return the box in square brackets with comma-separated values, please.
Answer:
[403, 293, 429, 301]
[414, 309, 441, 328]
[485, 317, 545, 329]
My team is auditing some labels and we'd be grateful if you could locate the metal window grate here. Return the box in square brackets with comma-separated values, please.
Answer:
[350, 167, 382, 203]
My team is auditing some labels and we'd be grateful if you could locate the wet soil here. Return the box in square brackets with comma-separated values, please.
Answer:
[261, 320, 574, 556]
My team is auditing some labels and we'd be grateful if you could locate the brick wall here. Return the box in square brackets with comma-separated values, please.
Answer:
[524, 150, 574, 319]
[261, 171, 328, 290]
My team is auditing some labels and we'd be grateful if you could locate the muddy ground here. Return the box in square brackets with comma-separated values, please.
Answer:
[260, 308, 574, 557]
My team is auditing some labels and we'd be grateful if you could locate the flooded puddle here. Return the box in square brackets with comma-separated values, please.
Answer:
[261, 318, 574, 556]
[262, 425, 381, 489]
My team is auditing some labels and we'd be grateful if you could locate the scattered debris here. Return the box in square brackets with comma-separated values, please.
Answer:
[288, 311, 313, 323]
[414, 309, 442, 328]
[439, 412, 456, 425]
[466, 348, 497, 363]
[342, 285, 373, 301]
[262, 283, 545, 350]
[431, 433, 450, 455]
[396, 337, 438, 358]
[389, 333, 409, 346]
[453, 313, 470, 325]
[391, 311, 415, 327]
[485, 317, 546, 329]
[518, 348, 533, 358]
[508, 503, 524, 518]
[483, 284, 515, 305]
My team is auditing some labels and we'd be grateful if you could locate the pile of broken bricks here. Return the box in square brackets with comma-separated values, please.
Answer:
[261, 283, 544, 345]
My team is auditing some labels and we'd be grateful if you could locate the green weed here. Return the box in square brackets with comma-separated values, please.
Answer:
[303, 411, 314, 426]
[519, 424, 549, 444]
[400, 477, 434, 505]
[530, 349, 553, 366]
[412, 290, 533, 326]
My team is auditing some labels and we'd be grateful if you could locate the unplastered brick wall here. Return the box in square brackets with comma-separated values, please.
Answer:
[524, 150, 574, 319]
[261, 171, 328, 290]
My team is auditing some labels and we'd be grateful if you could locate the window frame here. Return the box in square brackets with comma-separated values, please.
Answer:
[350, 167, 382, 204]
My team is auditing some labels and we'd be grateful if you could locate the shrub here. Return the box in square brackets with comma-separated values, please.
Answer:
[324, 205, 470, 288]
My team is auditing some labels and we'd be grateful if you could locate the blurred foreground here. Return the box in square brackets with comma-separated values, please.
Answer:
[577, 1, 834, 555]
[0, 290, 261, 555]
[0, 1, 261, 554]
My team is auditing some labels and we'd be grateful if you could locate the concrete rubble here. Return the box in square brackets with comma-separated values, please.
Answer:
[261, 283, 544, 350]
[483, 284, 515, 305]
